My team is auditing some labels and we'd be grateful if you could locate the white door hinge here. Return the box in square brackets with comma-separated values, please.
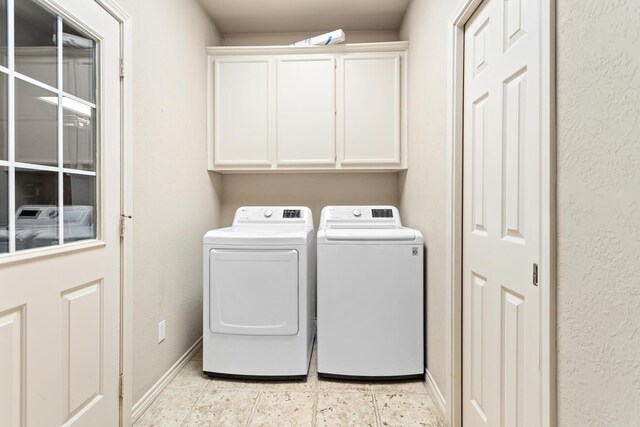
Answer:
[120, 214, 132, 238]
[119, 373, 125, 398]
[120, 57, 125, 78]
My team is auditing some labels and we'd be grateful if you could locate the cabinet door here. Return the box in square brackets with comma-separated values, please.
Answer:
[213, 57, 272, 167]
[276, 55, 335, 166]
[338, 53, 401, 166]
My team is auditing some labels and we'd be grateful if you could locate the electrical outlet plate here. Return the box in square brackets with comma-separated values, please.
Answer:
[158, 320, 166, 343]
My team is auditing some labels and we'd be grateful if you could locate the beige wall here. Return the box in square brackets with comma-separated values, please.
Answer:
[118, 0, 223, 403]
[399, 0, 455, 401]
[556, 0, 640, 424]
[222, 30, 399, 46]
[222, 173, 399, 228]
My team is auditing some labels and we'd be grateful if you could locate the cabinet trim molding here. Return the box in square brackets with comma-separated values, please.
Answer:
[206, 41, 409, 56]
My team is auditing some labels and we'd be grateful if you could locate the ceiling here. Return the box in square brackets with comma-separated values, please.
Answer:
[199, 0, 411, 34]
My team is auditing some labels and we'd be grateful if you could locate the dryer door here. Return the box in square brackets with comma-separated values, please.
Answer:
[209, 249, 299, 335]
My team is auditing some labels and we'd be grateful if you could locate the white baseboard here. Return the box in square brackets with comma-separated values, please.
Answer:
[131, 337, 203, 424]
[424, 368, 447, 422]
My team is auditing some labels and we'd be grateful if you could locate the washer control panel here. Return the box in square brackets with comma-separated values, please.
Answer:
[233, 206, 312, 226]
[320, 206, 402, 227]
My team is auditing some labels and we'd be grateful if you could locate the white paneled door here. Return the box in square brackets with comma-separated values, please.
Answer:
[462, 0, 541, 426]
[0, 0, 122, 426]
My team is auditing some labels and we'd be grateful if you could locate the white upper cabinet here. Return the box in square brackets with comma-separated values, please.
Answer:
[212, 57, 272, 168]
[276, 55, 335, 166]
[338, 54, 401, 166]
[207, 42, 408, 172]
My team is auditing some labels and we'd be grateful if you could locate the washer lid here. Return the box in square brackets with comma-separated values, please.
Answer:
[204, 225, 314, 246]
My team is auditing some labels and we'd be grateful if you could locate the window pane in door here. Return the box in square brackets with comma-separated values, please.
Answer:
[63, 23, 95, 103]
[0, 167, 7, 253]
[0, 72, 6, 160]
[63, 173, 95, 243]
[15, 168, 59, 250]
[63, 99, 95, 171]
[15, 78, 58, 166]
[0, 0, 6, 67]
[15, 0, 57, 88]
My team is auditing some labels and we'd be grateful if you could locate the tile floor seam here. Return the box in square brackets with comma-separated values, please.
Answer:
[179, 386, 208, 427]
[370, 385, 383, 427]
[245, 389, 262, 426]
[311, 390, 319, 426]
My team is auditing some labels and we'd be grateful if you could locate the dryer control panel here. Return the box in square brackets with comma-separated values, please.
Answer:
[233, 206, 313, 226]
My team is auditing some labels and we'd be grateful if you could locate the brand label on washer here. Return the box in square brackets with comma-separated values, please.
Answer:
[412, 248, 419, 256]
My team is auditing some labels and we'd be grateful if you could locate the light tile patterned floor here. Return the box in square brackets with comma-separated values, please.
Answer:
[135, 346, 445, 426]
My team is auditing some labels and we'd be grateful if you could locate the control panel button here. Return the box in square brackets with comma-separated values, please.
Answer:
[264, 210, 273, 218]
[353, 209, 362, 217]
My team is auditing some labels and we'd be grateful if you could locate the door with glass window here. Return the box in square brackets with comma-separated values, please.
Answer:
[0, 0, 122, 425]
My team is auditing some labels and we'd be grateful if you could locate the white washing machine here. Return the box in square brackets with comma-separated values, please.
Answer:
[317, 205, 424, 379]
[203, 206, 315, 379]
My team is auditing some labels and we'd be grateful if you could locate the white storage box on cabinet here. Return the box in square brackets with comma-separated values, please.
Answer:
[206, 42, 408, 172]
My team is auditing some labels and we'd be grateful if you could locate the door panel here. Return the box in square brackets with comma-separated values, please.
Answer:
[469, 272, 487, 422]
[463, 0, 541, 426]
[502, 67, 527, 242]
[0, 0, 121, 425]
[209, 249, 299, 336]
[0, 306, 24, 427]
[60, 281, 102, 422]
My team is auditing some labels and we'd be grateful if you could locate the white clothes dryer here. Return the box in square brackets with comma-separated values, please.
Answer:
[203, 206, 315, 379]
[317, 206, 424, 379]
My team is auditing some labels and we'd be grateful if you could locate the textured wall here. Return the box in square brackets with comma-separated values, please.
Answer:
[117, 0, 224, 404]
[556, 0, 640, 425]
[399, 0, 456, 402]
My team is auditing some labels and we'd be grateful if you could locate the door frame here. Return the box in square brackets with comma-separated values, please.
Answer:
[87, 0, 133, 425]
[444, 0, 556, 426]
